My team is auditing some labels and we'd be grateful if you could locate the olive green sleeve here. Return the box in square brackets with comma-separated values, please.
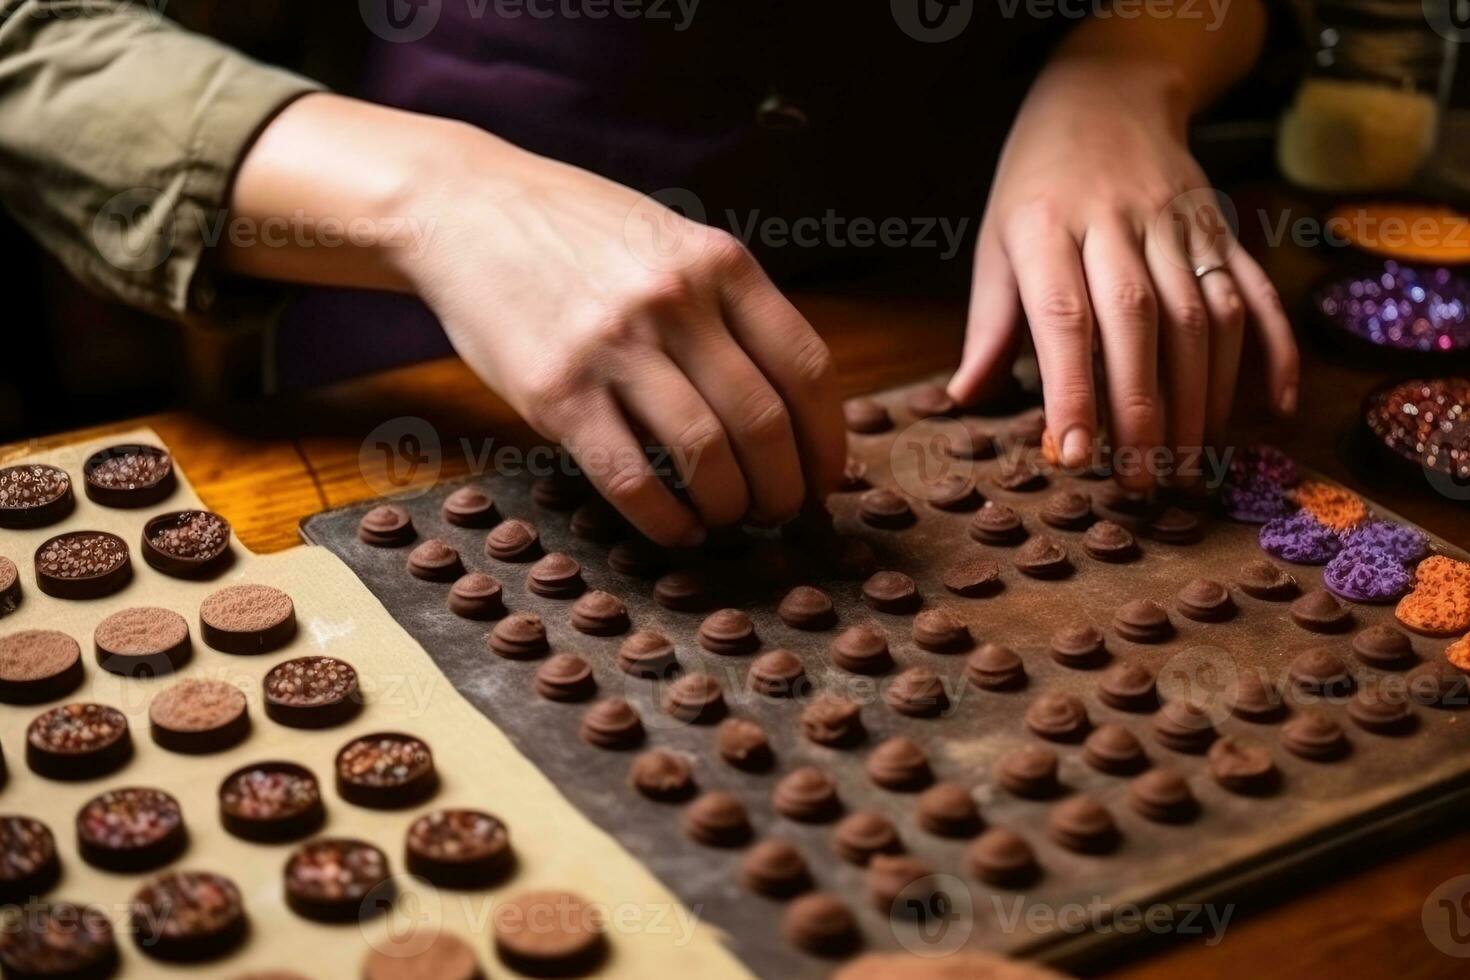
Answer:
[0, 1, 323, 328]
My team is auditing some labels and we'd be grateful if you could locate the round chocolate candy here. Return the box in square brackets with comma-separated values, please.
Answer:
[739, 839, 811, 898]
[0, 556, 18, 618]
[716, 718, 772, 771]
[698, 608, 758, 655]
[141, 510, 231, 577]
[1350, 624, 1416, 669]
[569, 589, 630, 636]
[835, 537, 879, 580]
[845, 397, 892, 434]
[1208, 736, 1278, 795]
[199, 583, 296, 655]
[1083, 724, 1147, 774]
[993, 459, 1046, 492]
[1050, 623, 1106, 669]
[485, 519, 541, 562]
[34, 531, 131, 600]
[912, 608, 971, 652]
[1014, 535, 1071, 579]
[359, 505, 414, 547]
[1288, 647, 1354, 697]
[884, 667, 949, 718]
[616, 630, 677, 679]
[947, 418, 997, 460]
[93, 607, 190, 678]
[1047, 795, 1118, 853]
[27, 703, 132, 780]
[1280, 711, 1349, 761]
[943, 556, 1002, 597]
[858, 488, 915, 529]
[570, 498, 624, 542]
[284, 838, 392, 923]
[493, 890, 607, 976]
[219, 762, 324, 843]
[996, 745, 1060, 799]
[1175, 579, 1236, 622]
[782, 892, 860, 956]
[652, 570, 711, 612]
[1234, 558, 1299, 600]
[629, 750, 695, 802]
[441, 485, 498, 527]
[364, 932, 481, 980]
[1040, 491, 1092, 530]
[1347, 682, 1415, 734]
[407, 539, 464, 582]
[1147, 507, 1202, 544]
[149, 678, 249, 754]
[682, 791, 751, 847]
[833, 811, 901, 866]
[861, 571, 919, 614]
[801, 694, 865, 747]
[1290, 589, 1353, 634]
[1024, 692, 1089, 742]
[906, 384, 955, 419]
[1232, 670, 1287, 722]
[1152, 701, 1217, 753]
[965, 643, 1026, 691]
[336, 733, 438, 809]
[924, 474, 981, 512]
[82, 444, 174, 509]
[663, 673, 725, 723]
[534, 653, 595, 702]
[1082, 520, 1138, 563]
[0, 464, 74, 529]
[76, 787, 185, 872]
[747, 649, 808, 697]
[1098, 662, 1157, 712]
[774, 767, 841, 822]
[969, 502, 1025, 545]
[916, 782, 980, 837]
[1113, 599, 1173, 643]
[867, 854, 940, 916]
[0, 903, 117, 979]
[527, 552, 585, 599]
[579, 698, 643, 750]
[531, 471, 586, 511]
[865, 737, 932, 791]
[830, 625, 894, 675]
[487, 612, 548, 660]
[405, 809, 512, 888]
[1128, 768, 1198, 823]
[0, 817, 59, 905]
[264, 655, 361, 729]
[777, 586, 836, 630]
[607, 536, 666, 578]
[965, 828, 1037, 886]
[447, 571, 505, 620]
[0, 629, 84, 705]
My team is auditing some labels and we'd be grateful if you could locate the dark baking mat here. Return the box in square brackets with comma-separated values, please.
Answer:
[303, 378, 1470, 978]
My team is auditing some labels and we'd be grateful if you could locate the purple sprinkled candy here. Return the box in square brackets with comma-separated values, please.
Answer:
[1227, 445, 1299, 490]
[1316, 261, 1470, 354]
[1260, 512, 1342, 565]
[1221, 478, 1292, 524]
[1323, 547, 1413, 603]
[1339, 519, 1427, 565]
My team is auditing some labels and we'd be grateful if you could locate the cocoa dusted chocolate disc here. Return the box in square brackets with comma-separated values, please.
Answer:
[0, 902, 117, 978]
[1128, 768, 1198, 823]
[838, 457, 870, 493]
[488, 612, 548, 660]
[845, 397, 893, 434]
[1208, 736, 1278, 795]
[1098, 662, 1157, 712]
[199, 584, 296, 655]
[1288, 647, 1354, 697]
[1094, 484, 1153, 523]
[358, 505, 414, 547]
[1407, 660, 1470, 710]
[698, 608, 758, 655]
[1290, 589, 1353, 633]
[531, 471, 586, 511]
[1152, 701, 1217, 753]
[442, 485, 498, 528]
[579, 698, 643, 749]
[335, 733, 438, 809]
[740, 839, 811, 897]
[912, 608, 971, 652]
[1281, 710, 1349, 761]
[884, 667, 949, 718]
[1348, 681, 1415, 734]
[1040, 491, 1093, 530]
[264, 655, 361, 729]
[284, 838, 392, 923]
[142, 510, 232, 578]
[605, 537, 664, 579]
[830, 625, 894, 674]
[993, 458, 1046, 492]
[485, 519, 542, 562]
[534, 653, 595, 702]
[924, 475, 981, 512]
[653, 569, 711, 612]
[1232, 670, 1286, 722]
[1235, 558, 1298, 600]
[906, 384, 955, 419]
[996, 744, 1060, 798]
[683, 791, 752, 847]
[748, 649, 808, 697]
[405, 809, 512, 889]
[0, 463, 74, 529]
[83, 444, 175, 509]
[407, 539, 464, 582]
[94, 607, 191, 678]
[859, 488, 916, 530]
[1113, 599, 1173, 643]
[527, 552, 585, 599]
[777, 586, 836, 631]
[915, 783, 980, 837]
[716, 717, 772, 771]
[1050, 623, 1106, 669]
[364, 932, 481, 980]
[835, 537, 880, 580]
[493, 890, 608, 976]
[616, 630, 677, 679]
[861, 571, 919, 614]
[865, 737, 932, 790]
[1175, 579, 1237, 622]
[966, 643, 1026, 691]
[0, 630, 84, 705]
[969, 502, 1026, 545]
[0, 556, 18, 618]
[801, 694, 865, 747]
[570, 497, 625, 543]
[75, 787, 185, 873]
[447, 571, 505, 620]
[1047, 795, 1118, 853]
[1082, 520, 1138, 563]
[774, 767, 841, 822]
[1013, 535, 1071, 579]
[34, 531, 131, 600]
[0, 817, 59, 905]
[149, 678, 249, 754]
[629, 750, 695, 802]
[867, 853, 939, 916]
[663, 673, 726, 723]
[1083, 724, 1147, 774]
[833, 811, 902, 865]
[569, 589, 629, 636]
[1024, 692, 1089, 742]
[1351, 624, 1416, 669]
[219, 762, 324, 843]
[782, 892, 860, 957]
[1146, 506, 1203, 544]
[965, 828, 1037, 886]
[943, 557, 1001, 597]
[27, 703, 132, 780]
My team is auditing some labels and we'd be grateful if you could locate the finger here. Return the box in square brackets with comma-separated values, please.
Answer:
[949, 228, 1022, 405]
[1081, 220, 1164, 490]
[1145, 223, 1210, 485]
[1198, 265, 1246, 446]
[1228, 249, 1300, 416]
[562, 397, 705, 548]
[1004, 222, 1096, 468]
[613, 353, 752, 528]
[662, 324, 806, 525]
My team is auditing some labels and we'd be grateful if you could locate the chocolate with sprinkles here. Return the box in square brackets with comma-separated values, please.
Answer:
[0, 556, 21, 617]
[0, 464, 74, 529]
[34, 531, 132, 600]
[75, 787, 186, 872]
[0, 903, 117, 979]
[82, 444, 175, 508]
[141, 510, 231, 577]
[336, 733, 438, 809]
[0, 817, 60, 904]
[405, 809, 513, 888]
[219, 762, 324, 843]
[284, 838, 393, 923]
[1363, 377, 1470, 482]
[26, 703, 132, 780]
[0, 629, 84, 705]
[130, 871, 246, 962]
[263, 656, 362, 729]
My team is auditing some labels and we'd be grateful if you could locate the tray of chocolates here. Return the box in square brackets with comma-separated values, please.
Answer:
[303, 377, 1470, 976]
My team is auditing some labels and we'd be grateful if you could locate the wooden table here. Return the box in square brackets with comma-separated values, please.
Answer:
[6, 199, 1468, 977]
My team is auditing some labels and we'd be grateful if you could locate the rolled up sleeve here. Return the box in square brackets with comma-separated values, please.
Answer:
[0, 0, 322, 327]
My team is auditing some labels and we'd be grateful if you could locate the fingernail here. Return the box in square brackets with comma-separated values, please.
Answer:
[679, 526, 707, 548]
[1279, 385, 1298, 415]
[1062, 428, 1091, 468]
